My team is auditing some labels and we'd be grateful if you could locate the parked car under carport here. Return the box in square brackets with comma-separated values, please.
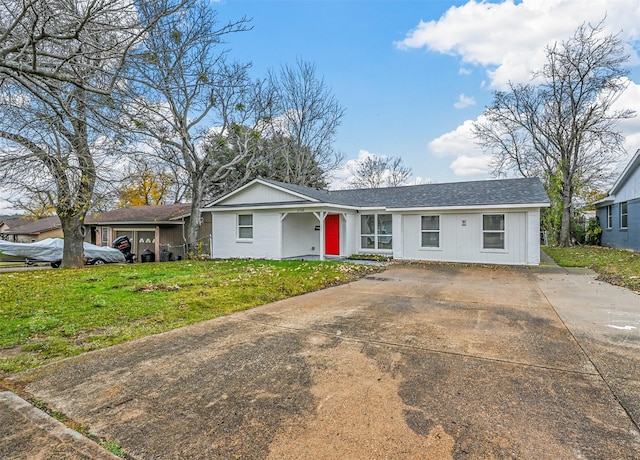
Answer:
[0, 238, 126, 267]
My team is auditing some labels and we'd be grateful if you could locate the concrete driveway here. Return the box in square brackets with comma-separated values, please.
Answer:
[2, 263, 640, 459]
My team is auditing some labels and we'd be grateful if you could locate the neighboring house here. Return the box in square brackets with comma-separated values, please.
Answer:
[0, 216, 63, 242]
[204, 177, 550, 266]
[596, 149, 640, 252]
[85, 204, 212, 259]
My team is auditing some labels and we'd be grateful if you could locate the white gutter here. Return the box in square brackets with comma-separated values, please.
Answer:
[386, 203, 550, 212]
[203, 203, 373, 212]
[204, 202, 549, 213]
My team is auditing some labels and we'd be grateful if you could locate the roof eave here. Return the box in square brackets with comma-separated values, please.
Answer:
[386, 202, 550, 212]
[204, 202, 364, 212]
[87, 220, 184, 226]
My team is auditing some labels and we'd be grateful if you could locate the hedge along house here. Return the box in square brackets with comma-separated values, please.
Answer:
[84, 203, 212, 259]
[205, 177, 550, 266]
[596, 149, 640, 252]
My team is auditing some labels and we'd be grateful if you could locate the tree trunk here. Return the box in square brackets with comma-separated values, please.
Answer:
[59, 214, 87, 268]
[558, 177, 573, 247]
[185, 174, 204, 256]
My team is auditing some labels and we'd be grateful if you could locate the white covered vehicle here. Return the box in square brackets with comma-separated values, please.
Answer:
[0, 238, 126, 267]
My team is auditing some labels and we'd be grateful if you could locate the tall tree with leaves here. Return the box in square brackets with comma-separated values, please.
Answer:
[117, 166, 173, 207]
[473, 21, 635, 247]
[123, 0, 265, 251]
[0, 0, 183, 267]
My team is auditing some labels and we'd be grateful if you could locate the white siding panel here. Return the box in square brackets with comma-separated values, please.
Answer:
[344, 213, 357, 257]
[527, 210, 541, 265]
[220, 183, 311, 205]
[282, 213, 319, 258]
[212, 211, 282, 259]
[616, 166, 640, 202]
[401, 212, 529, 265]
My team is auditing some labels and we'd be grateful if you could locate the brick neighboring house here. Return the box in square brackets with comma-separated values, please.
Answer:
[85, 204, 212, 260]
[0, 216, 63, 242]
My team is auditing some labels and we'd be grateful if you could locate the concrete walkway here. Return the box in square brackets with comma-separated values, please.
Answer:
[1, 261, 639, 459]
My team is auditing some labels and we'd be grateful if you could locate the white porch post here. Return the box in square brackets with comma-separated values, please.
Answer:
[155, 225, 160, 258]
[313, 211, 327, 261]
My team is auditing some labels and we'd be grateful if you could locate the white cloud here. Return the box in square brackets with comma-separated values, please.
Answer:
[329, 149, 427, 189]
[453, 93, 475, 109]
[396, 0, 640, 89]
[406, 176, 433, 185]
[329, 150, 375, 189]
[427, 118, 491, 176]
[450, 155, 490, 176]
[429, 119, 480, 158]
[612, 79, 640, 155]
[0, 191, 20, 215]
[429, 80, 640, 178]
[413, 2, 640, 178]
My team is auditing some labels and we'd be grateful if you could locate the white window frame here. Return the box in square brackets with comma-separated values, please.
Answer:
[606, 205, 613, 229]
[101, 226, 109, 246]
[482, 213, 506, 251]
[360, 213, 392, 252]
[620, 202, 628, 229]
[237, 214, 253, 240]
[420, 215, 440, 250]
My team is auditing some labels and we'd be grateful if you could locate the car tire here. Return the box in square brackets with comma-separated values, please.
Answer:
[50, 261, 61, 268]
[92, 258, 106, 266]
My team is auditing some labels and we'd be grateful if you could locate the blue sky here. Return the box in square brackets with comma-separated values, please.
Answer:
[2, 1, 640, 214]
[214, 0, 640, 188]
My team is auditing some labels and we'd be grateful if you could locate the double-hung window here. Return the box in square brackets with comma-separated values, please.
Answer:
[101, 227, 109, 246]
[421, 215, 440, 248]
[620, 202, 628, 229]
[483, 214, 505, 250]
[360, 214, 392, 250]
[606, 205, 613, 229]
[237, 214, 253, 240]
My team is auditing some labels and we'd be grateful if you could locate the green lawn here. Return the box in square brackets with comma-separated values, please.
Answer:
[0, 259, 379, 378]
[544, 246, 640, 293]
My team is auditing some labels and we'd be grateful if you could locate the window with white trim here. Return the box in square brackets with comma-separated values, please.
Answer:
[421, 215, 440, 248]
[606, 205, 613, 229]
[483, 214, 505, 250]
[360, 214, 392, 250]
[237, 214, 253, 239]
[101, 227, 109, 246]
[620, 202, 628, 229]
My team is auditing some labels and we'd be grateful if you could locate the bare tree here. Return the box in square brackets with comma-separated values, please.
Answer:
[122, 0, 265, 252]
[348, 155, 412, 189]
[473, 21, 635, 247]
[268, 60, 345, 187]
[0, 0, 183, 267]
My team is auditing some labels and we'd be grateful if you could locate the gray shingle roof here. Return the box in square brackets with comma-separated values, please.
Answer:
[259, 178, 549, 209]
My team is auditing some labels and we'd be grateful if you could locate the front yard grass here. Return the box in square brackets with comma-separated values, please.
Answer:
[0, 259, 379, 379]
[544, 246, 640, 293]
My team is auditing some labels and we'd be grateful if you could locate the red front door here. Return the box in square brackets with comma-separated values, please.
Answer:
[325, 214, 340, 256]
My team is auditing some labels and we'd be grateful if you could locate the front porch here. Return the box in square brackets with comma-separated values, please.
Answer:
[280, 211, 348, 261]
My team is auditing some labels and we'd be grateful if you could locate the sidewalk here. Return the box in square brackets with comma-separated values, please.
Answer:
[0, 391, 118, 459]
